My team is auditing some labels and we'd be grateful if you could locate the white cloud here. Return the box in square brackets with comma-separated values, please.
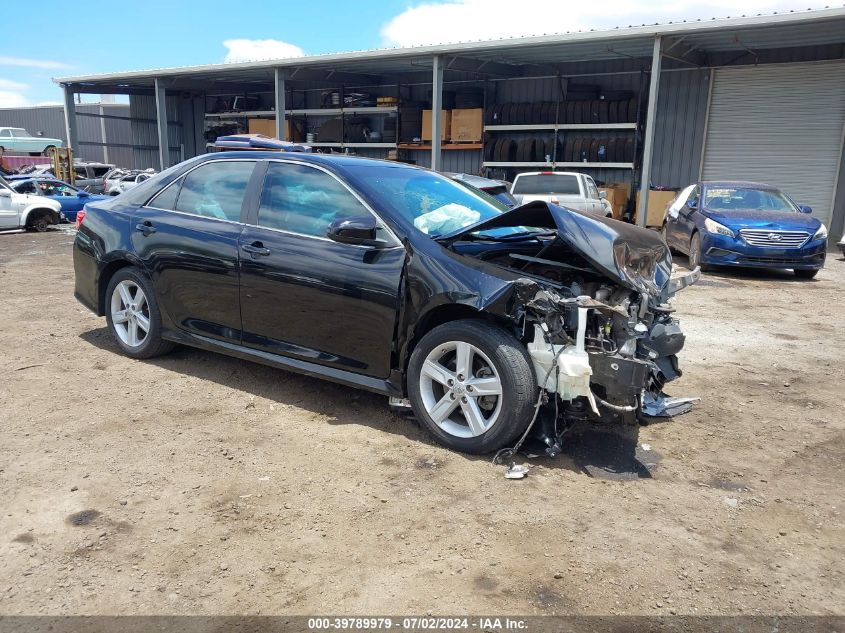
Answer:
[0, 91, 29, 108]
[0, 79, 30, 108]
[222, 39, 305, 63]
[0, 79, 29, 91]
[0, 56, 72, 70]
[381, 0, 833, 47]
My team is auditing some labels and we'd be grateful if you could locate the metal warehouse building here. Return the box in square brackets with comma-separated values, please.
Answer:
[56, 7, 845, 242]
[0, 103, 134, 168]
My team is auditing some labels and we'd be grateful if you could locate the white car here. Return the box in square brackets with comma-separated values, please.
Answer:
[0, 178, 63, 231]
[510, 171, 613, 217]
[106, 170, 155, 196]
[0, 127, 63, 156]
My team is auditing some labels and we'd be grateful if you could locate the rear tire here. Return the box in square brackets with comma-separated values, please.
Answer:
[105, 267, 175, 359]
[794, 268, 819, 280]
[407, 319, 537, 454]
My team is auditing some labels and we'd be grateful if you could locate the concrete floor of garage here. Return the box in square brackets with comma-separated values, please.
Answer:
[0, 228, 843, 615]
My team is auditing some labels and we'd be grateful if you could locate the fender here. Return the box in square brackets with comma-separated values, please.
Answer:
[21, 200, 62, 225]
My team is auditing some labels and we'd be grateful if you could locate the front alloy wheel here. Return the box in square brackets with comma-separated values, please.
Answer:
[419, 340, 503, 438]
[689, 232, 702, 270]
[408, 320, 537, 454]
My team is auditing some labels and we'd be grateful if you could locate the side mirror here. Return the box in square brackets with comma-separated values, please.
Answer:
[37, 131, 44, 137]
[77, 191, 90, 198]
[686, 197, 698, 210]
[326, 215, 385, 248]
[798, 205, 812, 214]
[598, 191, 607, 200]
[0, 189, 11, 197]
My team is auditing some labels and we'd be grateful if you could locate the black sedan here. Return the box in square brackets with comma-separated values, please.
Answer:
[74, 153, 697, 454]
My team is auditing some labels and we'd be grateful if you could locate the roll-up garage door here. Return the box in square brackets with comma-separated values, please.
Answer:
[701, 61, 845, 227]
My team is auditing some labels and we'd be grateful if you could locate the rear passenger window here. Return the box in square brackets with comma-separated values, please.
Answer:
[257, 163, 369, 237]
[149, 179, 181, 210]
[174, 161, 255, 222]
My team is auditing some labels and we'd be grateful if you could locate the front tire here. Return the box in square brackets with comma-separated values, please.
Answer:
[42, 146, 56, 157]
[688, 232, 706, 271]
[794, 268, 820, 279]
[407, 319, 537, 454]
[26, 213, 51, 232]
[105, 268, 174, 359]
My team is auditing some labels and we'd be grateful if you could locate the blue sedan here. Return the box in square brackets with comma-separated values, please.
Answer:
[8, 177, 110, 222]
[663, 181, 828, 279]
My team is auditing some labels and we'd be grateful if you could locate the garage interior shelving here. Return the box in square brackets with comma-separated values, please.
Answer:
[200, 78, 646, 188]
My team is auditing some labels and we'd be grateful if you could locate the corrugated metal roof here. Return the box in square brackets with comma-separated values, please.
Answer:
[56, 6, 845, 86]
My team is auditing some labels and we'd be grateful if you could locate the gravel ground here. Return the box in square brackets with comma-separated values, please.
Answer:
[0, 228, 843, 616]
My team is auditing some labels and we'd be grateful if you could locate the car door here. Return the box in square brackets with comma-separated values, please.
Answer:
[0, 181, 19, 229]
[665, 184, 695, 248]
[238, 160, 406, 378]
[131, 159, 259, 343]
[584, 176, 602, 215]
[674, 184, 701, 253]
[11, 129, 36, 153]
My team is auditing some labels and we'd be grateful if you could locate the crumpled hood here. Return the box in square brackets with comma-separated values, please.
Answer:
[703, 207, 821, 232]
[443, 201, 672, 297]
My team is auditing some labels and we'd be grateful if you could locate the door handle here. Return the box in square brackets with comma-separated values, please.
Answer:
[135, 221, 156, 236]
[241, 241, 270, 256]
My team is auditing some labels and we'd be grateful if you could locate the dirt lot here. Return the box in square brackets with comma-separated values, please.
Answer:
[0, 228, 843, 616]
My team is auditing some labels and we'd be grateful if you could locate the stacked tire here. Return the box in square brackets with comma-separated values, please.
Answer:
[486, 99, 640, 126]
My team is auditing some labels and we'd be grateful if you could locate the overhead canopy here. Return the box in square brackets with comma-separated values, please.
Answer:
[56, 7, 845, 94]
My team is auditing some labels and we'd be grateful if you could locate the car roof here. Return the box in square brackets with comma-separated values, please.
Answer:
[205, 150, 423, 171]
[446, 173, 507, 189]
[701, 180, 779, 190]
[9, 176, 64, 182]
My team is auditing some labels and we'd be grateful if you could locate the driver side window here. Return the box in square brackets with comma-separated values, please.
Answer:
[257, 162, 369, 238]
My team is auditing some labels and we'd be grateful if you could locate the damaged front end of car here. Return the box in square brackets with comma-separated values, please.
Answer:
[440, 201, 699, 456]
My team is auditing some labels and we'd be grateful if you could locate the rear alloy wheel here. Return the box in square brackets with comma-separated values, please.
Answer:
[794, 268, 820, 280]
[106, 268, 174, 359]
[408, 320, 536, 454]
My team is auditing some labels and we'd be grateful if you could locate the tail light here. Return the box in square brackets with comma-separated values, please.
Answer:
[75, 209, 86, 230]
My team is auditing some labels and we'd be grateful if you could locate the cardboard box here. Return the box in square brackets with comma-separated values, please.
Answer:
[635, 189, 677, 227]
[422, 110, 452, 142]
[248, 118, 277, 137]
[598, 183, 630, 220]
[450, 108, 483, 142]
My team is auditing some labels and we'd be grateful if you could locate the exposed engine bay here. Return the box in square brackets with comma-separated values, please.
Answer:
[441, 201, 700, 458]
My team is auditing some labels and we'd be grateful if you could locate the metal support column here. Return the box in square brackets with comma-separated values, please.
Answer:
[275, 68, 287, 141]
[154, 78, 170, 170]
[62, 84, 79, 155]
[99, 105, 109, 164]
[636, 35, 663, 227]
[431, 55, 444, 171]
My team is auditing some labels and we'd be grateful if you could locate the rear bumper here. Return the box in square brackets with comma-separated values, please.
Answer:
[72, 235, 100, 315]
[701, 233, 826, 270]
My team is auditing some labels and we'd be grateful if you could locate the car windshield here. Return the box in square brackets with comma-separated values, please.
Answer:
[348, 165, 511, 237]
[512, 174, 580, 195]
[703, 186, 798, 212]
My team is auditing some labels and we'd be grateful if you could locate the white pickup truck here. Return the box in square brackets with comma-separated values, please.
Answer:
[510, 171, 613, 217]
[0, 178, 63, 231]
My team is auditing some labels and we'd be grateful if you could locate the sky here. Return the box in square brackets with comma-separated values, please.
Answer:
[0, 0, 835, 107]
